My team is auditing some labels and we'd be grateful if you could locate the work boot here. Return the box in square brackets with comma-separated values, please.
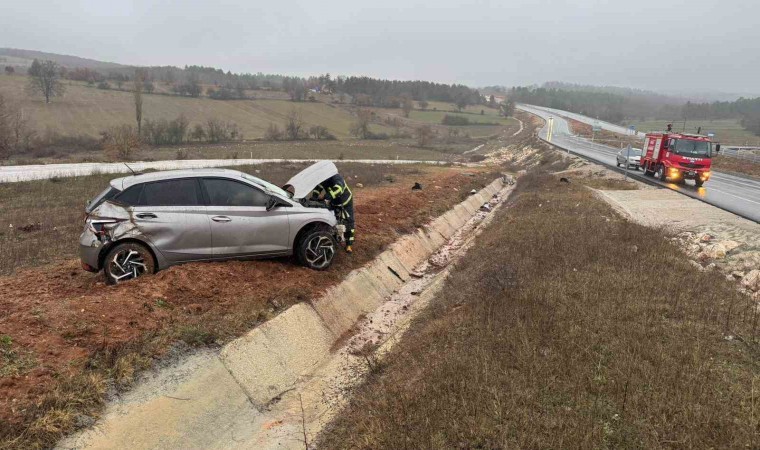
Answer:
[345, 245, 353, 254]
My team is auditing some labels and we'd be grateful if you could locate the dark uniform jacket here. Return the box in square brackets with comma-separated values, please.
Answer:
[312, 174, 353, 207]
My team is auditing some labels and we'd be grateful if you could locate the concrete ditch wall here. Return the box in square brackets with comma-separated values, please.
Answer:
[219, 178, 504, 407]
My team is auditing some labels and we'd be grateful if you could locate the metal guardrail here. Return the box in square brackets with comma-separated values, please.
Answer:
[720, 147, 760, 163]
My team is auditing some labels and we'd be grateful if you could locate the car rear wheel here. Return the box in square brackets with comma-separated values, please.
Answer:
[104, 242, 156, 285]
[297, 229, 337, 270]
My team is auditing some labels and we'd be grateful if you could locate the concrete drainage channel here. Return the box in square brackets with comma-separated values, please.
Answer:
[58, 176, 515, 450]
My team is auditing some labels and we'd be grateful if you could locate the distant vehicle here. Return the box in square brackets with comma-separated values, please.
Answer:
[80, 163, 344, 284]
[640, 132, 718, 187]
[615, 147, 642, 169]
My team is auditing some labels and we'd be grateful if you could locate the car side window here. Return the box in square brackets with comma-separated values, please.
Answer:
[139, 179, 200, 206]
[114, 184, 143, 206]
[202, 178, 269, 207]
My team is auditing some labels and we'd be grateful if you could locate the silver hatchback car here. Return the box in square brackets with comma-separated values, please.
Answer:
[80, 163, 343, 284]
[616, 147, 642, 169]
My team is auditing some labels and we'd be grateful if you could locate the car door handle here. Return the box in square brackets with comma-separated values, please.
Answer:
[212, 216, 232, 223]
[136, 213, 157, 219]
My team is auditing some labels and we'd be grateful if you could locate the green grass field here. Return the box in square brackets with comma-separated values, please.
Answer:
[630, 118, 760, 146]
[0, 75, 391, 139]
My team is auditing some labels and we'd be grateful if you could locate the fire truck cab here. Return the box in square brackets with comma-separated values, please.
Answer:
[640, 132, 719, 187]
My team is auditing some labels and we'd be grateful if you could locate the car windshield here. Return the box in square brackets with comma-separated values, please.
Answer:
[673, 139, 711, 158]
[241, 173, 290, 198]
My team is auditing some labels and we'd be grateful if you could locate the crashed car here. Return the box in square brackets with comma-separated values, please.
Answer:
[80, 161, 345, 284]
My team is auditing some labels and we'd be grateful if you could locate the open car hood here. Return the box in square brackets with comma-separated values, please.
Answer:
[283, 160, 339, 199]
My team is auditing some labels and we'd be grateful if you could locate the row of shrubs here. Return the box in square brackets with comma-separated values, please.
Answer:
[440, 114, 500, 126]
[142, 116, 242, 145]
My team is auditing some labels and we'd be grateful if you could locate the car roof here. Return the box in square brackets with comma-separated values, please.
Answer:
[109, 168, 246, 190]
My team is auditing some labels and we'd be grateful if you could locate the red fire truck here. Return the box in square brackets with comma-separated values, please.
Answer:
[640, 131, 719, 187]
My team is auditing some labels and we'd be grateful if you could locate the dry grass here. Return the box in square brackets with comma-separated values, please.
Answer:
[0, 75, 392, 140]
[319, 171, 760, 449]
[711, 155, 760, 179]
[0, 162, 431, 275]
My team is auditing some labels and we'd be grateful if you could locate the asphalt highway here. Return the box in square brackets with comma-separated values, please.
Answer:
[518, 104, 760, 222]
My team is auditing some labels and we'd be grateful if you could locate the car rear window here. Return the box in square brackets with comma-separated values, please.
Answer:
[86, 186, 119, 213]
[139, 179, 200, 206]
[114, 184, 143, 206]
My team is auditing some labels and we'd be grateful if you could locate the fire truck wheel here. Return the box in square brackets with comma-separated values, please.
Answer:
[655, 165, 667, 181]
[695, 178, 704, 188]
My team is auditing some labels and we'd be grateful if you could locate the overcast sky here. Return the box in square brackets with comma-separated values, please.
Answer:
[2, 0, 758, 95]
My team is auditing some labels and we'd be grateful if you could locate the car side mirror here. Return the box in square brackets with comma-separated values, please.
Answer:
[265, 196, 290, 211]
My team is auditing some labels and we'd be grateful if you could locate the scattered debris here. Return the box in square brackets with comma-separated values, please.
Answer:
[560, 177, 571, 183]
[480, 204, 492, 212]
[412, 182, 423, 190]
[355, 183, 364, 188]
[469, 189, 477, 195]
[17, 223, 42, 233]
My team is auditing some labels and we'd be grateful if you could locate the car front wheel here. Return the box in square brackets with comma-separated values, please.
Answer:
[103, 242, 156, 285]
[655, 165, 667, 181]
[296, 229, 337, 270]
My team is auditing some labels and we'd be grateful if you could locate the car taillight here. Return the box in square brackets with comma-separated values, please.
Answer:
[86, 217, 123, 235]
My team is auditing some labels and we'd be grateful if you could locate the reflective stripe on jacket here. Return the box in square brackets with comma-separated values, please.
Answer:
[315, 174, 352, 207]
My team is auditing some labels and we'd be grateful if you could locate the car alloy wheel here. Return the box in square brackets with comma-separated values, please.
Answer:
[304, 235, 336, 269]
[104, 242, 154, 284]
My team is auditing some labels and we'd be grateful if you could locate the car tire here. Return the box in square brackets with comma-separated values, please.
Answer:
[103, 242, 156, 285]
[296, 229, 337, 270]
[695, 178, 704, 188]
[616, 161, 621, 167]
[655, 165, 667, 181]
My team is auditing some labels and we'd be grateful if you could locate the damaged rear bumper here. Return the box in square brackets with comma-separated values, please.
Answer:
[79, 228, 104, 271]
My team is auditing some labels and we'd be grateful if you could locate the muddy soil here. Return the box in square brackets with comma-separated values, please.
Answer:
[0, 167, 496, 430]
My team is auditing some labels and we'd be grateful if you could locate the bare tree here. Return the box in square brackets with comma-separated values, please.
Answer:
[133, 69, 144, 135]
[0, 95, 11, 157]
[190, 123, 206, 142]
[385, 116, 404, 136]
[455, 96, 469, 112]
[265, 123, 283, 141]
[415, 124, 434, 147]
[10, 108, 35, 152]
[401, 95, 414, 118]
[101, 125, 141, 160]
[4, 66, 14, 75]
[500, 99, 515, 117]
[0, 95, 35, 157]
[26, 59, 65, 103]
[350, 108, 373, 139]
[417, 100, 429, 111]
[285, 109, 304, 140]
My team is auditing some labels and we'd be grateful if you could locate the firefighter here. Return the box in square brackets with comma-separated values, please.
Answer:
[312, 173, 355, 253]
